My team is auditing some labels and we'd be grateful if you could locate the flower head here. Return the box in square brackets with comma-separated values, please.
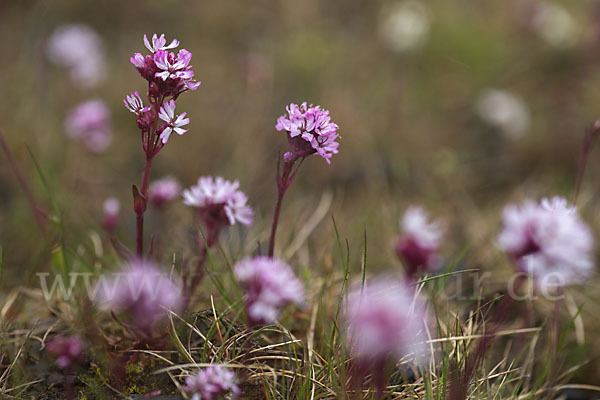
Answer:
[345, 278, 427, 362]
[378, 1, 431, 53]
[65, 99, 112, 153]
[234, 256, 304, 326]
[183, 176, 253, 230]
[102, 197, 120, 232]
[276, 102, 340, 164]
[498, 196, 594, 290]
[184, 365, 240, 400]
[476, 89, 530, 139]
[158, 99, 190, 144]
[96, 260, 183, 332]
[46, 24, 105, 87]
[131, 33, 200, 95]
[46, 335, 84, 370]
[148, 177, 181, 208]
[395, 206, 445, 278]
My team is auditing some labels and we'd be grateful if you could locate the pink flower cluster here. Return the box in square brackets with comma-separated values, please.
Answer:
[234, 256, 304, 326]
[125, 34, 199, 154]
[124, 91, 189, 147]
[183, 176, 254, 231]
[345, 278, 427, 362]
[395, 206, 445, 279]
[46, 335, 84, 370]
[65, 99, 112, 153]
[184, 365, 240, 400]
[97, 260, 183, 332]
[130, 33, 200, 97]
[46, 24, 106, 88]
[276, 102, 340, 164]
[498, 196, 594, 290]
[148, 177, 181, 208]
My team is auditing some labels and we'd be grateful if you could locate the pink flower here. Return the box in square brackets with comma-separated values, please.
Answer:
[46, 24, 105, 88]
[102, 197, 120, 232]
[234, 256, 304, 326]
[143, 33, 179, 53]
[158, 99, 190, 144]
[345, 277, 427, 362]
[148, 177, 181, 208]
[395, 206, 445, 278]
[123, 91, 146, 115]
[96, 261, 183, 332]
[124, 91, 155, 132]
[498, 196, 594, 290]
[184, 365, 240, 400]
[130, 33, 201, 94]
[65, 99, 112, 153]
[46, 335, 84, 370]
[154, 49, 193, 81]
[344, 278, 428, 394]
[182, 176, 254, 229]
[130, 53, 146, 68]
[276, 102, 340, 164]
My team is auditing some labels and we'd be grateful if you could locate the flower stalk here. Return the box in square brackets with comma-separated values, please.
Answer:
[268, 102, 340, 257]
[125, 33, 200, 256]
[181, 176, 253, 304]
[268, 155, 303, 257]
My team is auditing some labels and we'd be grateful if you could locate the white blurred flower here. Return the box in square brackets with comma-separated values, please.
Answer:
[46, 24, 106, 88]
[532, 2, 579, 48]
[378, 1, 431, 53]
[476, 89, 530, 139]
[498, 197, 595, 291]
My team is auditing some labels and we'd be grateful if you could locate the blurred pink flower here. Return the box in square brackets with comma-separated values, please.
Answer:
[158, 99, 189, 144]
[344, 278, 428, 394]
[182, 176, 253, 230]
[46, 335, 84, 370]
[46, 24, 106, 88]
[102, 197, 120, 233]
[276, 102, 340, 164]
[184, 365, 240, 400]
[498, 196, 594, 290]
[345, 277, 427, 362]
[234, 256, 304, 326]
[395, 206, 445, 279]
[96, 261, 183, 332]
[65, 99, 112, 153]
[148, 177, 181, 208]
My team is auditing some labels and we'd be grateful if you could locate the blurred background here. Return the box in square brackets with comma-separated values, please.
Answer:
[3, 0, 600, 382]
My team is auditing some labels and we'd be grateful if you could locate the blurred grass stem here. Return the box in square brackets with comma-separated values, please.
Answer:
[0, 129, 49, 241]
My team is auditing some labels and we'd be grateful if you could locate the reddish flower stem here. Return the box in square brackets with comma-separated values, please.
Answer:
[268, 189, 285, 257]
[135, 213, 144, 256]
[135, 155, 153, 257]
[268, 156, 305, 257]
[140, 155, 153, 196]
